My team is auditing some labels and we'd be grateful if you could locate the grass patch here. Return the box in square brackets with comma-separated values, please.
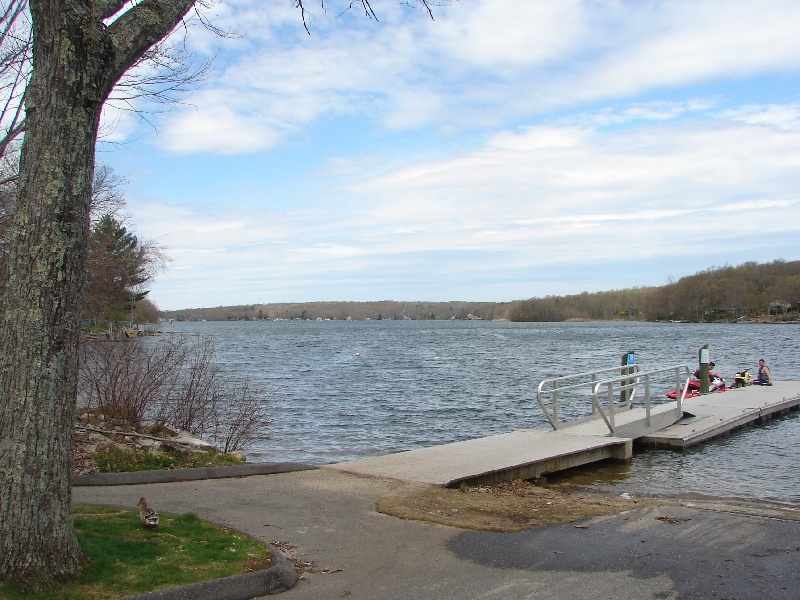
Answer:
[93, 447, 241, 473]
[0, 504, 272, 599]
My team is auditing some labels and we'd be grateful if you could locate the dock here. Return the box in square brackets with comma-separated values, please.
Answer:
[325, 380, 800, 487]
[640, 380, 800, 448]
[326, 430, 632, 487]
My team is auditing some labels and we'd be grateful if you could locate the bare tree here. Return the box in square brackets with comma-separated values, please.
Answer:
[209, 377, 272, 454]
[79, 336, 190, 430]
[154, 334, 221, 432]
[0, 2, 214, 167]
[89, 163, 127, 221]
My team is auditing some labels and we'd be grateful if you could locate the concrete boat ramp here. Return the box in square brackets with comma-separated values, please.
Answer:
[326, 379, 800, 487]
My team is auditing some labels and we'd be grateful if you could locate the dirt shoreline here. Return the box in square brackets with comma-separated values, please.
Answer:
[375, 477, 800, 532]
[376, 479, 648, 532]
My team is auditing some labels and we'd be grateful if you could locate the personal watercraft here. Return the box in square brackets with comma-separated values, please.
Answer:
[732, 368, 752, 388]
[666, 374, 728, 399]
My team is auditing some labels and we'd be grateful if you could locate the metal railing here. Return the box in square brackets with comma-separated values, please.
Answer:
[590, 365, 690, 436]
[537, 365, 640, 430]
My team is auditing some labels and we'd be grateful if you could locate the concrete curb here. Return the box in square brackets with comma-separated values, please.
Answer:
[120, 543, 299, 599]
[74, 462, 317, 486]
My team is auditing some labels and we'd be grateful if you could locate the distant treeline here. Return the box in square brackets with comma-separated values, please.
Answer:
[504, 287, 654, 322]
[160, 259, 800, 323]
[163, 300, 510, 323]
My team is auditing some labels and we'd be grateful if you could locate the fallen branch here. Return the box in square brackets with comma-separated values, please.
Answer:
[75, 424, 207, 447]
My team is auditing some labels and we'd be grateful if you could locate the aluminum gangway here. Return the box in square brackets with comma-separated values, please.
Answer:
[537, 364, 691, 438]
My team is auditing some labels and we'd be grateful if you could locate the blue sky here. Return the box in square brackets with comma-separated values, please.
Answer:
[100, 0, 800, 311]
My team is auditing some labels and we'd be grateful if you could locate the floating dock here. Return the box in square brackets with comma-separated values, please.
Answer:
[640, 380, 800, 448]
[325, 381, 800, 487]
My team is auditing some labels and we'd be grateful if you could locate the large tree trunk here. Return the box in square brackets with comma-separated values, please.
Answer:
[0, 1, 197, 588]
[0, 4, 110, 587]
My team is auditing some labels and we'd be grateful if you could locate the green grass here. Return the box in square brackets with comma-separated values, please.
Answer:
[0, 504, 272, 599]
[93, 447, 242, 472]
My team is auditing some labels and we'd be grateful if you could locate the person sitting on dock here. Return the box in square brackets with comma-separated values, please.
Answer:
[694, 362, 724, 391]
[753, 359, 772, 386]
[693, 361, 715, 380]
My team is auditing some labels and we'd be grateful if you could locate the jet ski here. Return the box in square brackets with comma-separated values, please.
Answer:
[732, 368, 752, 388]
[666, 374, 728, 399]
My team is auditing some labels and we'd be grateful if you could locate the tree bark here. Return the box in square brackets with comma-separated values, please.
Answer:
[0, 0, 196, 588]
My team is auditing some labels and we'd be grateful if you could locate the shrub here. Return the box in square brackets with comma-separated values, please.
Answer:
[79, 334, 271, 452]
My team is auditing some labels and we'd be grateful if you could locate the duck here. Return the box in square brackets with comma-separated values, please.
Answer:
[137, 497, 159, 528]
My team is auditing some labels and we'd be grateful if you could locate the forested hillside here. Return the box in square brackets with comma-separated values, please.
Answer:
[504, 260, 799, 322]
[505, 288, 653, 322]
[643, 260, 800, 322]
[160, 260, 800, 323]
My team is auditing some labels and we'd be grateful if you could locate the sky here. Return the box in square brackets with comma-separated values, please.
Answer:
[100, 0, 800, 311]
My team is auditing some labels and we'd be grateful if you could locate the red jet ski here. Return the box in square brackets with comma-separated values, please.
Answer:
[666, 374, 728, 399]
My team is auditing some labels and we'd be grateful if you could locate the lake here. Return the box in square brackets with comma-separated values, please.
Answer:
[160, 319, 800, 506]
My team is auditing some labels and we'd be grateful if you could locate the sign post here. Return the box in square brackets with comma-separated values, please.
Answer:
[698, 344, 709, 394]
[620, 351, 635, 404]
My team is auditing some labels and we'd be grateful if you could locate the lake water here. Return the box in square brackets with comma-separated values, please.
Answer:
[161, 320, 800, 506]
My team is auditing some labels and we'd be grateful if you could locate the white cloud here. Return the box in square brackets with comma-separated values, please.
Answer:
[721, 103, 800, 131]
[487, 126, 586, 151]
[565, 1, 800, 99]
[423, 0, 587, 70]
[136, 0, 800, 155]
[158, 103, 282, 154]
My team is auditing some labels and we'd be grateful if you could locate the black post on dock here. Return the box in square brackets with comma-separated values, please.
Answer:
[698, 344, 710, 394]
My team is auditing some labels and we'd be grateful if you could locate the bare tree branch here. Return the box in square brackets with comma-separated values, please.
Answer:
[0, 1, 29, 159]
[104, 1, 199, 91]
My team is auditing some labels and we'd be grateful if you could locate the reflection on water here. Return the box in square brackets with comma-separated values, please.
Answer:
[549, 410, 800, 506]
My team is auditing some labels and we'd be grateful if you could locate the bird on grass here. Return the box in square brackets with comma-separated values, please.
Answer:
[137, 497, 159, 528]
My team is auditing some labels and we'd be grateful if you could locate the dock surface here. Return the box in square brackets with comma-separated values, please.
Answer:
[326, 381, 800, 486]
[326, 430, 631, 487]
[640, 380, 800, 448]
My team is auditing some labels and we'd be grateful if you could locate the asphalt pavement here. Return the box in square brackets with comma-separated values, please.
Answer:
[73, 468, 800, 600]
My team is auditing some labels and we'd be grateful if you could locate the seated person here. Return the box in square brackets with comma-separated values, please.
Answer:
[694, 361, 712, 379]
[753, 359, 772, 386]
[693, 362, 724, 391]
